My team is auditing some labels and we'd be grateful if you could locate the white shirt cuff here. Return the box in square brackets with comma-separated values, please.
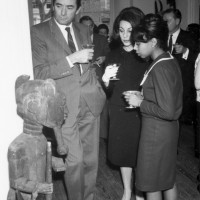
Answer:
[182, 48, 189, 60]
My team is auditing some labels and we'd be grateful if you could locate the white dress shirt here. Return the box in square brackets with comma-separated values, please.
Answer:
[55, 19, 83, 73]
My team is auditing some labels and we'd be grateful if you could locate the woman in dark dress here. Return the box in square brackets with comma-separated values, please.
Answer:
[102, 7, 147, 200]
[125, 14, 183, 200]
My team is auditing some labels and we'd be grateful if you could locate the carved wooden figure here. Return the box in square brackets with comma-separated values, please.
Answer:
[7, 75, 67, 200]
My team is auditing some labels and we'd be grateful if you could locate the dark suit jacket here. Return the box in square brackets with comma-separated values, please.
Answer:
[31, 18, 106, 126]
[92, 33, 110, 80]
[93, 33, 110, 61]
[172, 29, 196, 84]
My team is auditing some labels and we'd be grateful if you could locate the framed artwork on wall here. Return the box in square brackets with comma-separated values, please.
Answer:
[79, 0, 111, 30]
[31, 0, 111, 27]
[31, 0, 52, 25]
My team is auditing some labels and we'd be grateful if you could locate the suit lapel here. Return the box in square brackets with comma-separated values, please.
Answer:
[175, 29, 184, 45]
[49, 18, 72, 54]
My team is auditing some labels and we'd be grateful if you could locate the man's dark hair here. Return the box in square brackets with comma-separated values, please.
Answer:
[79, 16, 94, 25]
[97, 24, 109, 35]
[187, 23, 200, 41]
[162, 8, 182, 24]
[52, 0, 81, 9]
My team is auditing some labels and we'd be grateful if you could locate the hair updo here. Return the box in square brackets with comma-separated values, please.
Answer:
[132, 14, 169, 51]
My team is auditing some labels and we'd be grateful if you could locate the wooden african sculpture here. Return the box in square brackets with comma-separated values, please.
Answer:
[7, 75, 68, 200]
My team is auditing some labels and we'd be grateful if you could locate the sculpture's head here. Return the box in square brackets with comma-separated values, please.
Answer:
[15, 75, 67, 128]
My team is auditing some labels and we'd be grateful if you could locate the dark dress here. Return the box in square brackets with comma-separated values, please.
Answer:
[105, 46, 147, 167]
[136, 53, 183, 191]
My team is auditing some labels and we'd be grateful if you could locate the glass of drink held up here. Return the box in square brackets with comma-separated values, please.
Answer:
[109, 63, 121, 80]
[123, 90, 142, 109]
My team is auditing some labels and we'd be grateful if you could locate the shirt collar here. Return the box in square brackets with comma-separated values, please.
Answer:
[54, 18, 72, 31]
[171, 28, 180, 37]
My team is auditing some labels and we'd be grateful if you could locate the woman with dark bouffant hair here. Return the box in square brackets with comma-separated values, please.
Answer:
[102, 7, 148, 200]
[125, 14, 183, 200]
[109, 6, 144, 50]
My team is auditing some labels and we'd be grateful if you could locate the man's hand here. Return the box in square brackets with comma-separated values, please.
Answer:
[96, 56, 106, 65]
[174, 43, 187, 54]
[68, 49, 94, 64]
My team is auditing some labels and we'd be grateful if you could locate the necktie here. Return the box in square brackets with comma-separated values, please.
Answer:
[65, 27, 76, 53]
[65, 27, 81, 74]
[168, 34, 173, 53]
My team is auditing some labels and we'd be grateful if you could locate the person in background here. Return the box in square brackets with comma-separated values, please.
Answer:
[102, 7, 148, 200]
[194, 53, 200, 193]
[31, 0, 106, 199]
[126, 14, 183, 200]
[163, 8, 196, 125]
[97, 23, 110, 42]
[194, 54, 200, 159]
[79, 16, 110, 73]
[187, 23, 200, 53]
[80, 15, 110, 139]
[188, 23, 200, 158]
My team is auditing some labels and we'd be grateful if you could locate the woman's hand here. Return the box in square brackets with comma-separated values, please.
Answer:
[102, 65, 119, 86]
[124, 92, 143, 107]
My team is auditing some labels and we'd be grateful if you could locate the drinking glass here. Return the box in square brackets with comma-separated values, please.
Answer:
[110, 63, 120, 80]
[82, 44, 95, 62]
[123, 90, 141, 109]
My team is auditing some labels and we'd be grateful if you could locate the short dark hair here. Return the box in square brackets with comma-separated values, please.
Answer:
[162, 8, 182, 24]
[79, 16, 94, 25]
[132, 14, 169, 51]
[97, 24, 109, 34]
[187, 23, 200, 40]
[52, 0, 81, 9]
[112, 6, 144, 41]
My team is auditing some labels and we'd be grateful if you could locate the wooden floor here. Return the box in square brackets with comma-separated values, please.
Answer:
[52, 124, 200, 200]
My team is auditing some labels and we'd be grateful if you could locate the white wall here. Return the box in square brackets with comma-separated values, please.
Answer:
[0, 0, 33, 198]
[177, 0, 188, 29]
[177, 0, 199, 29]
[132, 0, 200, 30]
[132, 0, 167, 14]
[113, 0, 131, 16]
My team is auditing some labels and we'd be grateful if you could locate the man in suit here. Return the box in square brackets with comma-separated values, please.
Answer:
[163, 8, 197, 124]
[97, 23, 110, 40]
[80, 16, 110, 139]
[79, 16, 110, 79]
[31, 0, 106, 199]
